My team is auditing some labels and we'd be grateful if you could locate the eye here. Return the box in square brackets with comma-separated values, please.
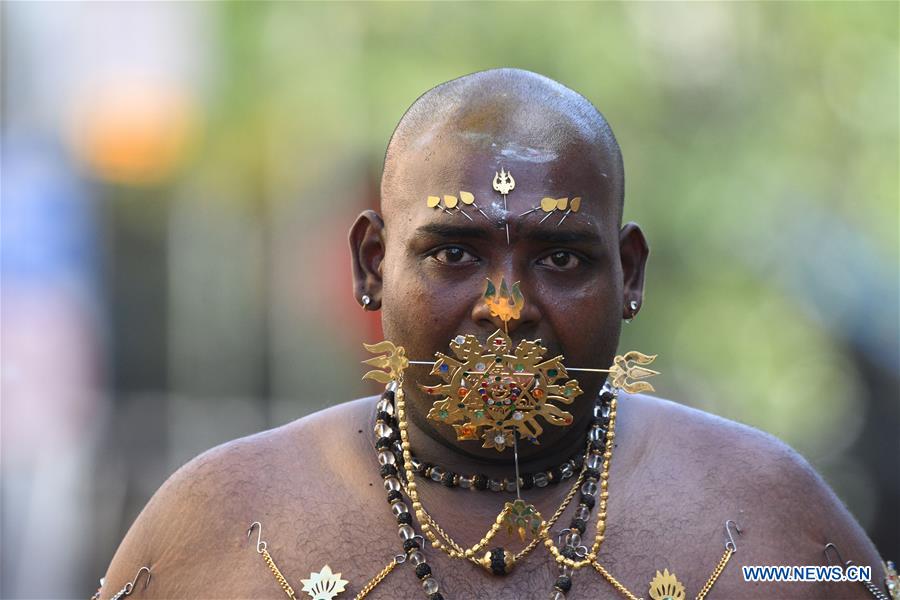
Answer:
[537, 251, 581, 270]
[430, 246, 479, 265]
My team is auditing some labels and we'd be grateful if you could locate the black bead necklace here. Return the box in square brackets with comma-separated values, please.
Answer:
[373, 378, 617, 599]
[398, 448, 586, 493]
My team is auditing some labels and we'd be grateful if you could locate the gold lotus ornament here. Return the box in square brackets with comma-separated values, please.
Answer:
[300, 565, 348, 600]
[648, 568, 685, 600]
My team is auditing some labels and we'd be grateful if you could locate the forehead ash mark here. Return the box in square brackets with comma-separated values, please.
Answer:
[454, 133, 559, 164]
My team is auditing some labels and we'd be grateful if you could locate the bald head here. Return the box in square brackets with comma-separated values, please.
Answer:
[381, 68, 624, 222]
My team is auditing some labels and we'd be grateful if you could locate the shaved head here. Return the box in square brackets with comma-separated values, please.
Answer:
[381, 68, 624, 222]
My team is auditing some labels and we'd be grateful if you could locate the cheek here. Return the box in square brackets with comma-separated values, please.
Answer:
[380, 252, 472, 357]
[534, 270, 623, 368]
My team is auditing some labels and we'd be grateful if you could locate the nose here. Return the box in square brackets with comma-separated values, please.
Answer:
[470, 276, 541, 336]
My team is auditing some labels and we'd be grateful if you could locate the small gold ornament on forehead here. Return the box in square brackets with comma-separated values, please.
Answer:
[426, 191, 490, 221]
[492, 168, 515, 244]
[520, 196, 582, 226]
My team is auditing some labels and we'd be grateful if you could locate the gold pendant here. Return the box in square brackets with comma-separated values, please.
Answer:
[502, 498, 544, 541]
[300, 565, 348, 600]
[648, 568, 685, 600]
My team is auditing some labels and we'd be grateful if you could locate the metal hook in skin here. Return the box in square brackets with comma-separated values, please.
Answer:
[725, 520, 742, 552]
[247, 521, 267, 553]
[824, 542, 848, 567]
[123, 566, 151, 595]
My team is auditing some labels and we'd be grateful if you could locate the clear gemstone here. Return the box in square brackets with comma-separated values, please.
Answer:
[494, 433, 506, 445]
[574, 506, 590, 520]
[410, 458, 423, 472]
[430, 467, 445, 482]
[581, 481, 598, 496]
[565, 532, 581, 547]
[391, 501, 409, 516]
[559, 564, 574, 577]
[458, 476, 473, 489]
[550, 590, 566, 600]
[488, 478, 502, 492]
[386, 380, 399, 392]
[512, 411, 523, 420]
[375, 422, 394, 438]
[560, 463, 574, 479]
[587, 454, 602, 470]
[423, 578, 440, 595]
[376, 399, 394, 415]
[384, 477, 401, 492]
[398, 524, 416, 540]
[534, 472, 549, 488]
[588, 427, 605, 442]
[504, 479, 517, 492]
[378, 451, 396, 466]
[454, 335, 466, 344]
[409, 551, 425, 565]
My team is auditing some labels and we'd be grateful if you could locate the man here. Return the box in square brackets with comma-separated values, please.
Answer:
[101, 69, 884, 599]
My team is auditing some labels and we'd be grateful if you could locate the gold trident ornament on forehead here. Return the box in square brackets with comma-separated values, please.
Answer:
[492, 168, 515, 244]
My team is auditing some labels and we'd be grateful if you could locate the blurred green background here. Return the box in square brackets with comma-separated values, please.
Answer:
[2, 2, 897, 597]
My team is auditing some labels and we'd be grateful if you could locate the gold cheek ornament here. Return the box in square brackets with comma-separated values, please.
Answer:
[422, 277, 582, 451]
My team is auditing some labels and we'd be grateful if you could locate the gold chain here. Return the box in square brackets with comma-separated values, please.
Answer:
[252, 529, 399, 600]
[354, 558, 401, 600]
[412, 466, 586, 565]
[694, 547, 734, 600]
[544, 396, 618, 569]
[396, 379, 591, 569]
[589, 545, 735, 600]
[591, 561, 644, 600]
[259, 548, 297, 600]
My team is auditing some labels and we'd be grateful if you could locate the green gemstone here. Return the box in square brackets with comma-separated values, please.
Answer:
[439, 410, 448, 419]
[548, 369, 558, 377]
[515, 364, 524, 372]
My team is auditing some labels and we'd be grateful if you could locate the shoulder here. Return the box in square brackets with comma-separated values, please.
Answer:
[100, 397, 378, 597]
[623, 394, 882, 583]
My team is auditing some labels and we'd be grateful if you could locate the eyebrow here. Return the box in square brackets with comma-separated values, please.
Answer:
[415, 222, 494, 240]
[414, 222, 603, 245]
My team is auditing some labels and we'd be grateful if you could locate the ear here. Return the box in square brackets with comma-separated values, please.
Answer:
[349, 210, 386, 310]
[619, 222, 649, 319]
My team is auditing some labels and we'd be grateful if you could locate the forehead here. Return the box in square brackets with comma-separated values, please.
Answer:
[383, 132, 617, 231]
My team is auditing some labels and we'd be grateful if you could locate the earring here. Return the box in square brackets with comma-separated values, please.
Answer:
[361, 294, 372, 310]
[624, 300, 638, 323]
